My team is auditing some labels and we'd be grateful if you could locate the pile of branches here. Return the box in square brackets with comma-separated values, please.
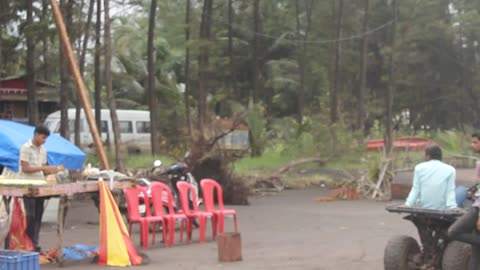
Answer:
[188, 116, 250, 205]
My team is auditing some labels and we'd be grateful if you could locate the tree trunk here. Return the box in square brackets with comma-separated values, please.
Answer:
[95, 0, 103, 139]
[385, 0, 397, 156]
[75, 0, 95, 146]
[295, 0, 314, 123]
[42, 0, 50, 81]
[295, 0, 302, 123]
[59, 0, 72, 139]
[358, 0, 369, 135]
[252, 0, 260, 104]
[184, 0, 192, 137]
[331, 0, 343, 124]
[197, 0, 213, 133]
[0, 26, 3, 78]
[147, 0, 161, 155]
[59, 0, 74, 140]
[227, 0, 236, 97]
[27, 0, 39, 125]
[104, 0, 125, 172]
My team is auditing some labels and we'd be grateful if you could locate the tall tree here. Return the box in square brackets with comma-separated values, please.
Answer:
[147, 0, 161, 155]
[26, 0, 39, 125]
[197, 0, 213, 133]
[330, 0, 344, 124]
[59, 0, 73, 138]
[104, 0, 125, 171]
[227, 0, 236, 96]
[184, 0, 192, 136]
[41, 0, 50, 81]
[0, 25, 3, 78]
[252, 0, 260, 104]
[295, 0, 314, 123]
[75, 0, 95, 146]
[357, 0, 369, 134]
[385, 0, 397, 155]
[95, 0, 102, 134]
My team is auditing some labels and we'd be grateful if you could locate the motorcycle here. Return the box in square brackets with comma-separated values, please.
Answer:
[156, 151, 202, 208]
[132, 152, 201, 229]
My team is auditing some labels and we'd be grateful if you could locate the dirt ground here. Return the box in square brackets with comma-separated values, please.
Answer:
[40, 187, 417, 270]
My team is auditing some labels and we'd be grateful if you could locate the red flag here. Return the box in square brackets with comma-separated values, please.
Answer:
[98, 180, 142, 266]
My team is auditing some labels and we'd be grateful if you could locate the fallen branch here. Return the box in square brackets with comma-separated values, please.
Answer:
[271, 157, 328, 177]
[372, 159, 391, 199]
[252, 157, 328, 193]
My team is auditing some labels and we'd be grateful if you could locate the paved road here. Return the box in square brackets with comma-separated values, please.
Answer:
[41, 188, 415, 270]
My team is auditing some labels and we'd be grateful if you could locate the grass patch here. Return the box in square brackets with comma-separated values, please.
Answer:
[233, 152, 294, 175]
[84, 152, 175, 169]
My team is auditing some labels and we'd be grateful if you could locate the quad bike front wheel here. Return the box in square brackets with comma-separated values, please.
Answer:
[442, 241, 471, 270]
[384, 235, 421, 270]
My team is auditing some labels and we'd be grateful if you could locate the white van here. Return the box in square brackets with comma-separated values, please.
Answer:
[44, 109, 151, 153]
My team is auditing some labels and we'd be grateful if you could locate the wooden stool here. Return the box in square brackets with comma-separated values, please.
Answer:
[217, 232, 242, 262]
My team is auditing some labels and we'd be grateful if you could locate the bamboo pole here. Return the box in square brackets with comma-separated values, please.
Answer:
[49, 0, 110, 169]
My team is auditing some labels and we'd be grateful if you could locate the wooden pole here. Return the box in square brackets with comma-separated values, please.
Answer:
[49, 0, 110, 169]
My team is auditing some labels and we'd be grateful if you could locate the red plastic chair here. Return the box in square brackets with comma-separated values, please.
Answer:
[200, 179, 238, 234]
[150, 182, 188, 246]
[176, 181, 216, 243]
[123, 186, 166, 249]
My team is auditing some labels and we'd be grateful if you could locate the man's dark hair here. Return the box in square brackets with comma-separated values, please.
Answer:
[34, 125, 50, 136]
[472, 133, 480, 140]
[425, 145, 442, 160]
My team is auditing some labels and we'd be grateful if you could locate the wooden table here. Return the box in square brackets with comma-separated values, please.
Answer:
[0, 180, 134, 265]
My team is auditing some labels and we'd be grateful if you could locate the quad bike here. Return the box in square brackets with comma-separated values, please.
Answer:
[384, 205, 470, 270]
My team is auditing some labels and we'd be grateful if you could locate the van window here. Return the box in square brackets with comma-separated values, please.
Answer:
[68, 120, 84, 133]
[136, 121, 150, 133]
[101, 121, 109, 133]
[119, 121, 133, 133]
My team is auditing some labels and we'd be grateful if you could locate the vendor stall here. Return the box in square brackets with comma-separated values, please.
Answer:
[0, 120, 135, 265]
[0, 180, 134, 265]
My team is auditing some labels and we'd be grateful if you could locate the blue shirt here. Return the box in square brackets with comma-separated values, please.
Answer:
[405, 160, 457, 210]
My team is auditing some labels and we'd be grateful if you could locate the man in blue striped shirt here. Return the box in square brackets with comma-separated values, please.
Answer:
[404, 145, 466, 210]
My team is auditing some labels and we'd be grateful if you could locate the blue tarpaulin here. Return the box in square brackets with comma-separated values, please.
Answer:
[0, 120, 86, 172]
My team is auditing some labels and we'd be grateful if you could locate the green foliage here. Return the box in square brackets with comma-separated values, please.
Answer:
[429, 130, 472, 155]
[245, 101, 268, 157]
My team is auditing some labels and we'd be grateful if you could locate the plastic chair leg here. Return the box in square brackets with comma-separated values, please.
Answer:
[168, 218, 176, 246]
[218, 213, 225, 234]
[152, 223, 156, 245]
[141, 222, 150, 249]
[212, 215, 217, 239]
[199, 216, 206, 243]
[187, 218, 193, 242]
[161, 220, 167, 247]
[180, 219, 187, 242]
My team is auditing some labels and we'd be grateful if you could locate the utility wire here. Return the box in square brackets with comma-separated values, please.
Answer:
[234, 19, 395, 44]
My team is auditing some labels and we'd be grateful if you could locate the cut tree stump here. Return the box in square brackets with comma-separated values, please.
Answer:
[217, 232, 242, 262]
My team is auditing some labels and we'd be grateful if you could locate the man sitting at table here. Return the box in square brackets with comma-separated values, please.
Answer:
[19, 126, 64, 251]
[403, 145, 466, 210]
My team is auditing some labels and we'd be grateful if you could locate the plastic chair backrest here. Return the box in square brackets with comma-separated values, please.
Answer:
[150, 182, 176, 216]
[123, 187, 142, 220]
[176, 181, 199, 215]
[200, 179, 224, 212]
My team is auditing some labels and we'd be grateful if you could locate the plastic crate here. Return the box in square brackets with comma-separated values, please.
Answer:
[0, 250, 39, 270]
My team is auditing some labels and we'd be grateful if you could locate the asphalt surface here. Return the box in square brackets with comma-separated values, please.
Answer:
[40, 188, 417, 270]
